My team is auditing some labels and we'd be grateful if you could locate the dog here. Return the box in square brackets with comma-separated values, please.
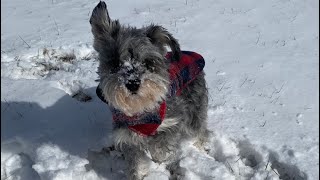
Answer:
[90, 1, 209, 179]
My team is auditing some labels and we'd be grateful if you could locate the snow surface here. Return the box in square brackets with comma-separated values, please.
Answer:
[1, 0, 319, 179]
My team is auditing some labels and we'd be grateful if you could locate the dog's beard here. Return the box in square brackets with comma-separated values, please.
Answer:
[102, 73, 169, 116]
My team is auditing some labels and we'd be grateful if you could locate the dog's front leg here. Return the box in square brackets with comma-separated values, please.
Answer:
[148, 132, 180, 163]
[122, 144, 150, 180]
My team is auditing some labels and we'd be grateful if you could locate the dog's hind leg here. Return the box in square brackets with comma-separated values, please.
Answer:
[192, 107, 210, 152]
[182, 73, 210, 150]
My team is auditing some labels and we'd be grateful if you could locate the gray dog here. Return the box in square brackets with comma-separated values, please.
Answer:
[90, 1, 209, 179]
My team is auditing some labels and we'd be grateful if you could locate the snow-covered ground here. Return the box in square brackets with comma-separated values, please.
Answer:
[1, 0, 318, 179]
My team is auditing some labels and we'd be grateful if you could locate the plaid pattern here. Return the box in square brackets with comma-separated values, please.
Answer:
[96, 51, 205, 136]
[111, 102, 166, 136]
[166, 51, 205, 97]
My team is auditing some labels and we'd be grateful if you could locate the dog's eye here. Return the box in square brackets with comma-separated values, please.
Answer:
[128, 48, 134, 59]
[109, 60, 120, 74]
[108, 51, 121, 74]
[145, 59, 155, 72]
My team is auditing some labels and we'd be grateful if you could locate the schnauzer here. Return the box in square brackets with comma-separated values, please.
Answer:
[90, 1, 209, 179]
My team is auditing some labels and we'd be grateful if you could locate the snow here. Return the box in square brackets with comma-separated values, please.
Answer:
[1, 0, 318, 179]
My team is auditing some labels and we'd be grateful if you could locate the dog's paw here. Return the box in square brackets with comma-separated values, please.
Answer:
[192, 130, 212, 153]
[193, 141, 211, 155]
[166, 160, 186, 180]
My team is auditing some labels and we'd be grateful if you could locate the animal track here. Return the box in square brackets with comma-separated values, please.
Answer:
[237, 140, 263, 168]
[268, 151, 308, 180]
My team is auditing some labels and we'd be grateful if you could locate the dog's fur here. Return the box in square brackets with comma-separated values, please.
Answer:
[90, 2, 209, 179]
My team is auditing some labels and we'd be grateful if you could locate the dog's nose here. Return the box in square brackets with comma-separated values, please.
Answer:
[125, 79, 141, 93]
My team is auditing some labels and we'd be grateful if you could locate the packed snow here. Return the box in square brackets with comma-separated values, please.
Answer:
[1, 0, 318, 179]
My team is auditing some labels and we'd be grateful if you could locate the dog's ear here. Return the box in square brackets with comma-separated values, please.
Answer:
[90, 1, 120, 40]
[146, 25, 181, 61]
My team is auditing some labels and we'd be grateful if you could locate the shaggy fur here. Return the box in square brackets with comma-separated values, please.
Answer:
[90, 2, 209, 179]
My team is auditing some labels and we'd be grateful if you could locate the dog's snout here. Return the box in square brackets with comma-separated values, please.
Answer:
[125, 79, 141, 93]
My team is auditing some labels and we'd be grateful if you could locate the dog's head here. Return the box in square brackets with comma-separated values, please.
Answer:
[90, 1, 181, 116]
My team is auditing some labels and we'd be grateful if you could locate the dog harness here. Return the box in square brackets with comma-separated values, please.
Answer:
[96, 51, 205, 136]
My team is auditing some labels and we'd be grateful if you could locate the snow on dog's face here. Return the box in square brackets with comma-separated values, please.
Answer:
[90, 1, 181, 116]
